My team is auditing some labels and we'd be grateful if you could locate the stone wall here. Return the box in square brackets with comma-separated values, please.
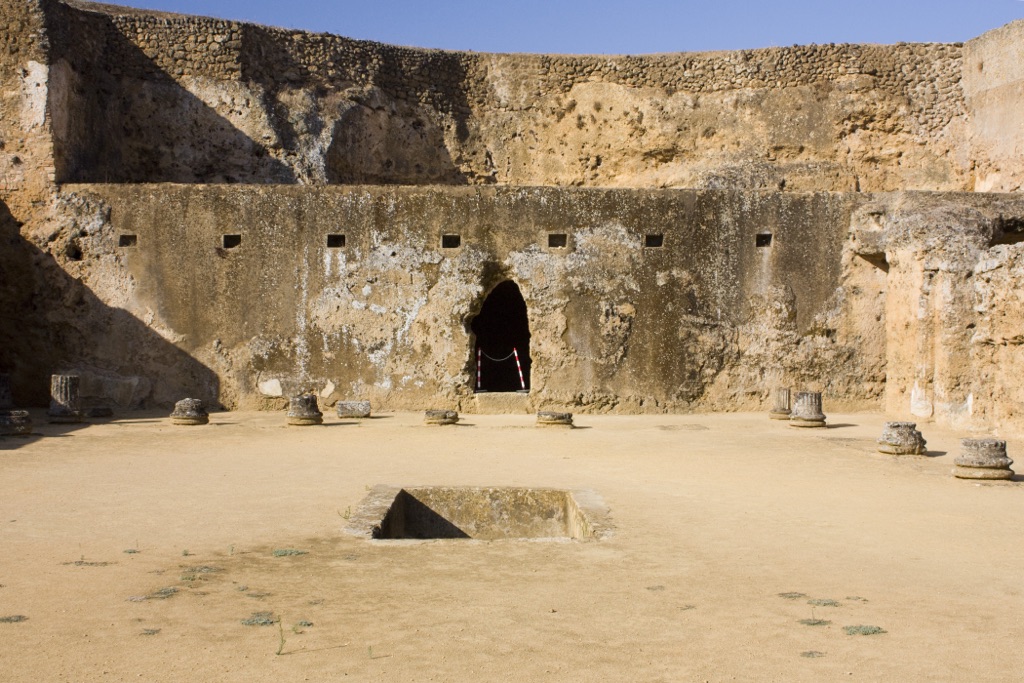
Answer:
[5, 0, 1024, 437]
[0, 0, 54, 211]
[45, 0, 969, 191]
[850, 193, 1024, 435]
[10, 180, 1024, 433]
[963, 20, 1024, 192]
[49, 184, 873, 414]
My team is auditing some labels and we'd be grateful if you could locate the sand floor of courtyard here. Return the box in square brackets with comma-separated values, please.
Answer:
[1, 410, 1022, 682]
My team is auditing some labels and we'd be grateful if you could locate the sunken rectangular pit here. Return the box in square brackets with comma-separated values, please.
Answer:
[346, 486, 609, 541]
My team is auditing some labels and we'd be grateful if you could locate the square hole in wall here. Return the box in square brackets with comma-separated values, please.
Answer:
[442, 234, 461, 249]
[756, 233, 773, 248]
[222, 234, 242, 249]
[548, 233, 568, 248]
[327, 234, 346, 248]
[118, 234, 138, 248]
[644, 234, 664, 248]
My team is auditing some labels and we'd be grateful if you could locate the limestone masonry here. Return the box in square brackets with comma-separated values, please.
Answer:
[3, 0, 1024, 435]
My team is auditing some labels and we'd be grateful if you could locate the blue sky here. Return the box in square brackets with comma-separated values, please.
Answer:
[101, 0, 1024, 54]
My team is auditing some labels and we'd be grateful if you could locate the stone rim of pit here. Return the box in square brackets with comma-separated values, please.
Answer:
[345, 485, 612, 542]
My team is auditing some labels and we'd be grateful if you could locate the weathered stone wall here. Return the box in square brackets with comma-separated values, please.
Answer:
[5, 0, 1024, 437]
[45, 0, 969, 192]
[850, 193, 1024, 435]
[963, 20, 1024, 192]
[19, 182, 1023, 432]
[0, 190, 218, 408]
[50, 184, 874, 414]
[0, 0, 54, 210]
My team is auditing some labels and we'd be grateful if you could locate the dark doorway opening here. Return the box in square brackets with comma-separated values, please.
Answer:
[470, 280, 531, 392]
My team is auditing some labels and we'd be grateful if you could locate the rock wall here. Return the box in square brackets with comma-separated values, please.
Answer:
[50, 184, 874, 414]
[45, 0, 968, 192]
[963, 20, 1024, 192]
[4, 0, 1024, 436]
[850, 193, 1024, 435]
[0, 0, 53, 211]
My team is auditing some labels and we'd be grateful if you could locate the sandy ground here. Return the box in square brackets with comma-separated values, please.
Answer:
[1, 409, 1022, 682]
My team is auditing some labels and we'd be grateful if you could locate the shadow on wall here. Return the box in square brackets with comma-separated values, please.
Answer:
[326, 47, 478, 185]
[46, 3, 294, 183]
[48, 0, 480, 186]
[0, 199, 219, 415]
[239, 24, 477, 185]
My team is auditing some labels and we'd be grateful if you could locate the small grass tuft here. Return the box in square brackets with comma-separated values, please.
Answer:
[807, 598, 841, 607]
[140, 628, 161, 636]
[150, 587, 179, 600]
[798, 618, 832, 626]
[778, 592, 807, 600]
[272, 549, 308, 557]
[0, 615, 28, 623]
[801, 651, 826, 658]
[296, 620, 314, 628]
[241, 611, 278, 627]
[844, 624, 886, 636]
[123, 549, 140, 554]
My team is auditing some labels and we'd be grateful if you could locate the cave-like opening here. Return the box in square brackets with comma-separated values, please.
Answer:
[470, 281, 531, 392]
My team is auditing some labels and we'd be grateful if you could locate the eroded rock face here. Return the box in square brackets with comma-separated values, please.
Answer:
[46, 184, 871, 414]
[38, 2, 969, 193]
[3, 1, 1024, 434]
[850, 193, 1024, 434]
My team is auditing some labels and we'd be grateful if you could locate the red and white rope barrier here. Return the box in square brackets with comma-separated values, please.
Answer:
[513, 347, 526, 390]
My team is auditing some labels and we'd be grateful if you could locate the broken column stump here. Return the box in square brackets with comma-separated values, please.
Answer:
[424, 410, 459, 425]
[170, 398, 210, 426]
[537, 411, 573, 427]
[0, 410, 32, 436]
[789, 391, 826, 428]
[48, 374, 82, 424]
[877, 421, 927, 455]
[287, 394, 323, 426]
[337, 400, 371, 419]
[0, 373, 12, 410]
[769, 387, 791, 420]
[953, 438, 1015, 480]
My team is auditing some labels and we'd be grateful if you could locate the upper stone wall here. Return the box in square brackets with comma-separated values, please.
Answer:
[42, 0, 970, 191]
[0, 0, 54, 210]
[963, 20, 1024, 192]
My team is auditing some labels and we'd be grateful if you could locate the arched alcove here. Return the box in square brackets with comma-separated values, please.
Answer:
[469, 280, 531, 392]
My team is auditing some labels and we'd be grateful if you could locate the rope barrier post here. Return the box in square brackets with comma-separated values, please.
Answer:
[476, 346, 482, 391]
[513, 347, 526, 390]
